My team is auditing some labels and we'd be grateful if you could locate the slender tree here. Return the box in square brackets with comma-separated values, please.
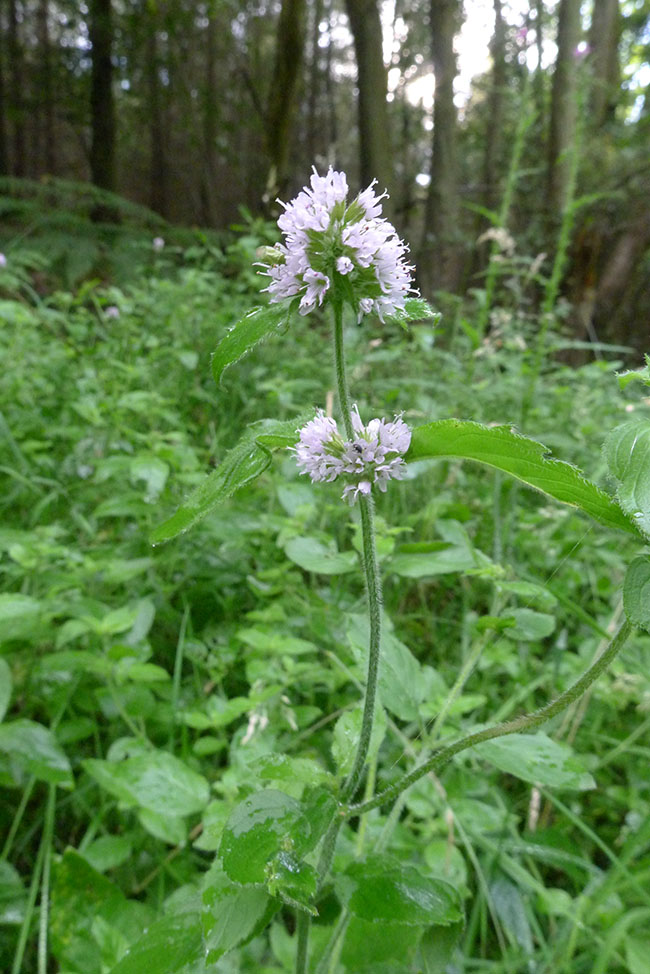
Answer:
[483, 0, 507, 213]
[7, 0, 25, 176]
[420, 0, 462, 293]
[546, 0, 582, 217]
[146, 6, 167, 217]
[265, 0, 307, 201]
[37, 0, 56, 174]
[0, 0, 8, 175]
[588, 0, 620, 127]
[89, 0, 116, 210]
[344, 0, 393, 198]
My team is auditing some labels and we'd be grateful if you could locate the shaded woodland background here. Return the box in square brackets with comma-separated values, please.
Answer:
[1, 0, 649, 348]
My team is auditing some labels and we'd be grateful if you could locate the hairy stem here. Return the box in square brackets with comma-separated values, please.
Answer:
[349, 618, 634, 817]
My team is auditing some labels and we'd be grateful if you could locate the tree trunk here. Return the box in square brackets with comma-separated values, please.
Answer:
[546, 0, 582, 218]
[37, 0, 56, 174]
[420, 0, 461, 294]
[588, 0, 620, 127]
[307, 0, 324, 165]
[147, 22, 167, 217]
[89, 0, 117, 216]
[200, 1, 219, 225]
[265, 0, 307, 201]
[0, 0, 9, 176]
[483, 0, 506, 213]
[344, 0, 393, 199]
[7, 0, 25, 176]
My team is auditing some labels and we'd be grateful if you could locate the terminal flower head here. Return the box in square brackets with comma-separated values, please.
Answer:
[261, 168, 416, 321]
[294, 407, 411, 504]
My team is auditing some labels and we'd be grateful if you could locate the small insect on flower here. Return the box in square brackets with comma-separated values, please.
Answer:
[294, 406, 411, 504]
[260, 167, 416, 321]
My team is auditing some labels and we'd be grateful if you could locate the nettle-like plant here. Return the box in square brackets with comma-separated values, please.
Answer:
[151, 171, 650, 972]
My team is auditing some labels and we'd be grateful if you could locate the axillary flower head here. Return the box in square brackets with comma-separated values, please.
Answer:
[260, 168, 416, 321]
[294, 407, 411, 504]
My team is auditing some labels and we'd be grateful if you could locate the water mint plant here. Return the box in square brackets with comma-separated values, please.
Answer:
[145, 169, 650, 972]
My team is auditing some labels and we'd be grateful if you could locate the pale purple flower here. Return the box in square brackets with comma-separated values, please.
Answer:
[0, 253, 6, 268]
[104, 305, 120, 319]
[293, 406, 411, 504]
[152, 236, 165, 252]
[261, 167, 416, 321]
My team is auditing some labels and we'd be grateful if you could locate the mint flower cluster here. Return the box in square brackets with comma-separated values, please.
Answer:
[262, 168, 415, 321]
[294, 406, 411, 504]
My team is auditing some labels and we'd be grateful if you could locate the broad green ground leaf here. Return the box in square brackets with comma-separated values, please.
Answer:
[341, 918, 422, 971]
[151, 416, 303, 544]
[0, 658, 11, 722]
[219, 789, 310, 885]
[266, 851, 318, 914]
[407, 420, 639, 536]
[107, 914, 203, 974]
[336, 855, 462, 927]
[82, 836, 133, 873]
[623, 557, 650, 632]
[202, 862, 274, 963]
[474, 733, 595, 790]
[211, 303, 294, 385]
[0, 593, 43, 643]
[604, 420, 650, 539]
[502, 608, 556, 642]
[387, 541, 477, 578]
[138, 808, 187, 845]
[0, 719, 73, 788]
[83, 752, 209, 816]
[51, 850, 153, 974]
[284, 536, 357, 575]
[347, 614, 423, 721]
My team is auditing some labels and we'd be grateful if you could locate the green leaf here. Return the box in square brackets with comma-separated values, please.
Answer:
[0, 658, 11, 722]
[138, 808, 187, 845]
[603, 420, 650, 539]
[336, 855, 462, 927]
[384, 298, 440, 329]
[211, 303, 294, 385]
[474, 733, 595, 790]
[623, 557, 650, 633]
[151, 415, 303, 544]
[266, 851, 318, 914]
[617, 354, 650, 390]
[284, 536, 357, 575]
[107, 914, 203, 974]
[347, 614, 423, 721]
[387, 542, 477, 578]
[419, 921, 464, 973]
[332, 703, 386, 776]
[0, 861, 26, 925]
[490, 875, 533, 953]
[0, 593, 42, 643]
[83, 751, 209, 816]
[51, 851, 153, 974]
[407, 420, 639, 537]
[82, 836, 133, 873]
[0, 719, 73, 788]
[219, 789, 311, 885]
[202, 862, 274, 963]
[502, 608, 556, 642]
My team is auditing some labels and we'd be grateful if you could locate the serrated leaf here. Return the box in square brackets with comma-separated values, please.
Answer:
[623, 557, 650, 632]
[83, 751, 209, 816]
[384, 298, 440, 329]
[603, 420, 650, 539]
[407, 420, 639, 536]
[202, 862, 274, 962]
[212, 303, 294, 384]
[0, 719, 73, 788]
[151, 416, 303, 544]
[336, 855, 462, 927]
[219, 789, 310, 885]
[474, 733, 595, 790]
